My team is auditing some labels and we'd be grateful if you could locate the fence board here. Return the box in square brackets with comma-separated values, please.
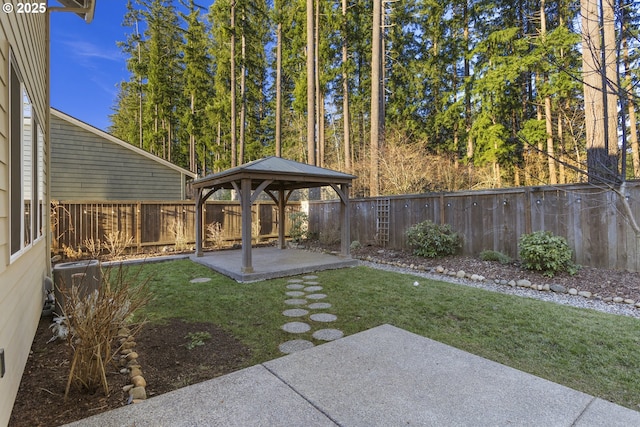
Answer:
[52, 200, 301, 254]
[309, 182, 640, 272]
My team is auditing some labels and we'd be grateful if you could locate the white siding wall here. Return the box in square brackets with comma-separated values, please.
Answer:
[0, 9, 48, 426]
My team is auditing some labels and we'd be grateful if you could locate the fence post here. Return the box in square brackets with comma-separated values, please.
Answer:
[136, 202, 142, 253]
[524, 188, 532, 235]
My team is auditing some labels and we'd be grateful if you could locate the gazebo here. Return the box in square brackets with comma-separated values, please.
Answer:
[191, 157, 356, 275]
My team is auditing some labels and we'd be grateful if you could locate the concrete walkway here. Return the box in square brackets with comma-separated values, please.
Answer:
[65, 324, 640, 426]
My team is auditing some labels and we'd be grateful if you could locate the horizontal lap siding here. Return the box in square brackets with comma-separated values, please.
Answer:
[309, 182, 640, 272]
[51, 116, 185, 200]
[0, 9, 48, 427]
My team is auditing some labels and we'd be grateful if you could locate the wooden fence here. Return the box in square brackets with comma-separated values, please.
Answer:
[309, 182, 640, 272]
[52, 200, 302, 254]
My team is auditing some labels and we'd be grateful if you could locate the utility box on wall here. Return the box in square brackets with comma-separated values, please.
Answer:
[52, 260, 102, 316]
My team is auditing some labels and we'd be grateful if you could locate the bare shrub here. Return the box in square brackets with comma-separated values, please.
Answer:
[62, 244, 83, 260]
[84, 238, 102, 259]
[168, 218, 189, 251]
[60, 265, 151, 399]
[206, 222, 225, 249]
[103, 231, 133, 259]
[319, 225, 341, 245]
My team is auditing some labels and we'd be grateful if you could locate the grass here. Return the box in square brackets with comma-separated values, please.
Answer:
[118, 259, 640, 411]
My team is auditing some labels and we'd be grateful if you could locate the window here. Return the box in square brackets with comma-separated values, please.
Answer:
[10, 53, 42, 259]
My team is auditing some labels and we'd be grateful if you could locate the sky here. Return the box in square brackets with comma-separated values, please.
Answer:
[50, 2, 132, 131]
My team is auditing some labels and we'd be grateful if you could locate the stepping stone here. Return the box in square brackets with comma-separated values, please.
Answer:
[282, 322, 311, 333]
[302, 275, 318, 280]
[189, 277, 212, 283]
[284, 299, 307, 305]
[306, 293, 327, 300]
[287, 279, 304, 283]
[286, 284, 305, 290]
[310, 313, 337, 322]
[303, 281, 320, 285]
[286, 291, 305, 297]
[313, 329, 344, 341]
[304, 286, 323, 292]
[279, 340, 314, 354]
[308, 302, 332, 309]
[283, 308, 309, 317]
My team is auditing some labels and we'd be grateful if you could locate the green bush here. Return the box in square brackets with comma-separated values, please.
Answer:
[479, 250, 512, 264]
[406, 220, 461, 258]
[518, 231, 578, 277]
[289, 212, 309, 243]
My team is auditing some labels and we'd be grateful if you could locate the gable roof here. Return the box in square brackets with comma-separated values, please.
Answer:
[51, 108, 196, 179]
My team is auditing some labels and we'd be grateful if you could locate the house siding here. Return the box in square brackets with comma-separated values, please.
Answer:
[0, 9, 48, 426]
[51, 112, 193, 200]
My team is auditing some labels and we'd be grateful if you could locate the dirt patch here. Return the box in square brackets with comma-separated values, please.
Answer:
[9, 318, 250, 427]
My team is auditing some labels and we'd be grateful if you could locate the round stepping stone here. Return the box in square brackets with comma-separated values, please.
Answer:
[283, 308, 309, 317]
[303, 281, 320, 285]
[310, 313, 337, 322]
[284, 299, 307, 305]
[189, 277, 212, 283]
[306, 293, 327, 300]
[286, 284, 305, 290]
[279, 340, 314, 354]
[304, 286, 323, 292]
[302, 275, 318, 280]
[313, 329, 344, 341]
[282, 322, 311, 333]
[286, 291, 305, 297]
[287, 279, 304, 283]
[308, 302, 332, 309]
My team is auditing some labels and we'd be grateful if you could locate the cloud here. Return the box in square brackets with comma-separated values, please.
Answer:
[62, 40, 123, 63]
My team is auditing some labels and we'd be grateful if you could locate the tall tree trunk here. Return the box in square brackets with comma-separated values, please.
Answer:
[240, 15, 247, 165]
[230, 0, 237, 167]
[622, 7, 640, 177]
[276, 22, 282, 157]
[306, 0, 316, 165]
[541, 0, 557, 184]
[370, 0, 382, 196]
[190, 93, 196, 173]
[342, 0, 351, 173]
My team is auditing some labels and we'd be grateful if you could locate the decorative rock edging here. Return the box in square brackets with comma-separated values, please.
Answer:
[356, 254, 640, 310]
[117, 327, 147, 404]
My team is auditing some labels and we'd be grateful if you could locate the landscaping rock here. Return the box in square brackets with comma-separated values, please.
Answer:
[569, 288, 578, 295]
[456, 270, 466, 278]
[131, 375, 147, 388]
[516, 279, 531, 287]
[129, 367, 143, 378]
[613, 297, 624, 303]
[578, 291, 592, 298]
[550, 284, 567, 293]
[508, 280, 516, 287]
[129, 386, 147, 400]
[624, 299, 635, 305]
[125, 352, 139, 361]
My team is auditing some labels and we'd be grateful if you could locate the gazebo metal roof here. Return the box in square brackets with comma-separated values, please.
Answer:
[193, 157, 356, 280]
[191, 156, 356, 191]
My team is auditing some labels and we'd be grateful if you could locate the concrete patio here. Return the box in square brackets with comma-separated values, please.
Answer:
[190, 247, 358, 282]
[65, 324, 640, 426]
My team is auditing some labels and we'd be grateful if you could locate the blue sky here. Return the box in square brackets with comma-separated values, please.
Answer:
[50, 2, 131, 131]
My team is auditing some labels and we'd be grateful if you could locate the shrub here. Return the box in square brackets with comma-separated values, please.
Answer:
[406, 220, 462, 258]
[479, 250, 512, 264]
[289, 212, 309, 243]
[518, 231, 578, 277]
[206, 222, 225, 249]
[60, 265, 150, 398]
[350, 240, 362, 251]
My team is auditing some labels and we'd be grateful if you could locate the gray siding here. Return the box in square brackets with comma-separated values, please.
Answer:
[51, 114, 189, 200]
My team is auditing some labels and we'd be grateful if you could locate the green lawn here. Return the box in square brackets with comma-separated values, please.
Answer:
[120, 259, 640, 411]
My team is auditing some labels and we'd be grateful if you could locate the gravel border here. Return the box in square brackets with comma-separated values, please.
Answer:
[360, 260, 640, 319]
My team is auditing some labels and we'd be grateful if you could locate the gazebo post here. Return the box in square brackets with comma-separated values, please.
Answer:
[195, 188, 203, 257]
[241, 178, 254, 273]
[340, 183, 351, 258]
[278, 188, 286, 249]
